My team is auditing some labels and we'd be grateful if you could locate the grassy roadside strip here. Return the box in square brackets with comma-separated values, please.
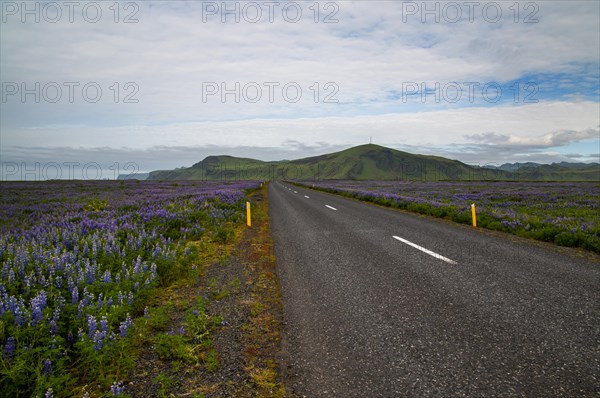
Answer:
[237, 185, 287, 398]
[97, 184, 287, 398]
[292, 181, 600, 256]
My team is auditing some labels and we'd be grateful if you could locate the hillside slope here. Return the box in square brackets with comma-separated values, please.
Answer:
[147, 144, 599, 181]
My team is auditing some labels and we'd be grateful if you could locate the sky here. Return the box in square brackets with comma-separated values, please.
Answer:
[1, 0, 599, 179]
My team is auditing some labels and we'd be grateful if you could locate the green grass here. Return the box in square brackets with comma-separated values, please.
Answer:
[154, 372, 174, 398]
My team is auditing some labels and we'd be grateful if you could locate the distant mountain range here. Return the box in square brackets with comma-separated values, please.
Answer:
[485, 161, 599, 181]
[118, 144, 599, 181]
[488, 162, 542, 172]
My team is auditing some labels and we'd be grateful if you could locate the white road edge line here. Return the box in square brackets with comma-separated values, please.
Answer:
[325, 205, 338, 211]
[304, 195, 310, 199]
[392, 236, 457, 265]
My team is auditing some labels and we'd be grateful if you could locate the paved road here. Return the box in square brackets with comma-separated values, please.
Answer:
[268, 181, 600, 397]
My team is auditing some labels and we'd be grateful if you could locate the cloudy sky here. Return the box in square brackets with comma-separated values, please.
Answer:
[1, 0, 599, 179]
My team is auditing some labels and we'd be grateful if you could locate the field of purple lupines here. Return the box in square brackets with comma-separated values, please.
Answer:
[302, 181, 600, 253]
[0, 180, 260, 397]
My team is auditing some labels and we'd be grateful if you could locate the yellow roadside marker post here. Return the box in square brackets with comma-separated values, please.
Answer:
[246, 201, 251, 227]
[471, 203, 477, 227]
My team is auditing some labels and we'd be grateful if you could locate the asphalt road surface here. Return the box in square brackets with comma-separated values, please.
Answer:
[268, 181, 600, 398]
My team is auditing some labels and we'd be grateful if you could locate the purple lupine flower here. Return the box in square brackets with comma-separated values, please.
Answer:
[82, 287, 92, 306]
[93, 330, 104, 351]
[133, 255, 142, 274]
[7, 269, 15, 284]
[51, 305, 61, 323]
[110, 380, 125, 396]
[78, 328, 85, 341]
[3, 337, 16, 359]
[179, 326, 185, 335]
[14, 298, 27, 326]
[71, 287, 79, 304]
[87, 315, 97, 338]
[7, 296, 17, 313]
[102, 270, 111, 283]
[144, 306, 149, 317]
[49, 320, 58, 336]
[45, 388, 54, 398]
[152, 244, 161, 258]
[100, 315, 109, 334]
[119, 313, 133, 337]
[77, 300, 85, 319]
[85, 263, 96, 284]
[43, 358, 52, 376]
[30, 290, 48, 325]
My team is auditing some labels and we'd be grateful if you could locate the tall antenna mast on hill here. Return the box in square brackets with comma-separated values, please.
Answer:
[370, 136, 372, 144]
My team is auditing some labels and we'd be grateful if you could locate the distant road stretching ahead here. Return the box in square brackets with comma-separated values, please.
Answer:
[269, 181, 600, 398]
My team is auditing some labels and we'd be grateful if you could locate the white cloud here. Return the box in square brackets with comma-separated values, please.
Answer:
[0, 1, 598, 173]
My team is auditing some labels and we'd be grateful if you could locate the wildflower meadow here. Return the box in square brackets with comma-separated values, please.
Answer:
[300, 181, 600, 253]
[0, 180, 260, 397]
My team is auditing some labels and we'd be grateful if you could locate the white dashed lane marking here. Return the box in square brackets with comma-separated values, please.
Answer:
[392, 236, 457, 265]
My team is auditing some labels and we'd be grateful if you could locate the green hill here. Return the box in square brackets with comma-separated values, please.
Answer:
[285, 144, 489, 180]
[511, 163, 599, 181]
[147, 144, 599, 181]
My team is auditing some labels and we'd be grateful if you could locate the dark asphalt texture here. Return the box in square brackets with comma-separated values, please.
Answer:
[268, 181, 600, 398]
